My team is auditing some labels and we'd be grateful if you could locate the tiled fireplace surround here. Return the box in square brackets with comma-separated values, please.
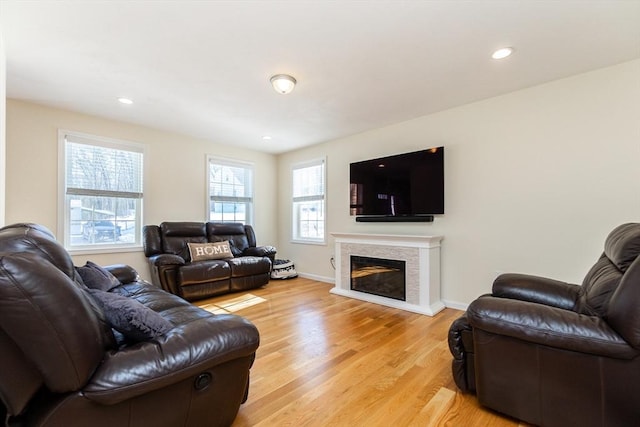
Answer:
[331, 232, 444, 316]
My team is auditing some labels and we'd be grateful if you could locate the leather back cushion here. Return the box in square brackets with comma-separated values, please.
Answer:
[244, 224, 257, 247]
[160, 222, 207, 260]
[579, 254, 622, 316]
[207, 223, 249, 256]
[143, 225, 162, 256]
[603, 223, 640, 347]
[607, 255, 640, 348]
[0, 223, 77, 279]
[0, 254, 105, 393]
[579, 224, 640, 318]
[604, 223, 640, 271]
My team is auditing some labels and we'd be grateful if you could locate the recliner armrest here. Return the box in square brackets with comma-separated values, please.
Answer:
[243, 245, 277, 260]
[448, 313, 476, 393]
[467, 296, 637, 359]
[148, 254, 186, 266]
[82, 313, 259, 405]
[492, 273, 580, 310]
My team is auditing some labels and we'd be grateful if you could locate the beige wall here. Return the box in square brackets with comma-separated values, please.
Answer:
[5, 100, 278, 279]
[5, 61, 639, 307]
[0, 32, 6, 226]
[277, 60, 640, 307]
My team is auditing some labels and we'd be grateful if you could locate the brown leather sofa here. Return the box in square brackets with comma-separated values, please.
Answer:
[143, 222, 276, 301]
[0, 223, 260, 427]
[448, 223, 640, 427]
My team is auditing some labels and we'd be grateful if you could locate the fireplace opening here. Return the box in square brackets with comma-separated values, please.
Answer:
[350, 255, 406, 301]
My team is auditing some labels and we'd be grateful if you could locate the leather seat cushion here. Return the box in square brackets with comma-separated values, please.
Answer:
[178, 260, 230, 285]
[226, 257, 272, 277]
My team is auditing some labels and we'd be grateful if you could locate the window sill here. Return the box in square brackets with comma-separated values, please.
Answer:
[67, 245, 144, 256]
[290, 239, 326, 246]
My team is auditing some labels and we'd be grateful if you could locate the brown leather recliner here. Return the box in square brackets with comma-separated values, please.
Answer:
[0, 223, 260, 427]
[143, 222, 276, 301]
[448, 223, 640, 427]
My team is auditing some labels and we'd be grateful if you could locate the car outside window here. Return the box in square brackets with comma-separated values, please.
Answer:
[59, 130, 144, 252]
[82, 220, 122, 243]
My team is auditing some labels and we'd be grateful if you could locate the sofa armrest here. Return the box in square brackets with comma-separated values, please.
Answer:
[146, 255, 184, 295]
[243, 245, 277, 260]
[148, 254, 186, 266]
[448, 313, 476, 393]
[103, 264, 139, 284]
[82, 313, 259, 405]
[467, 296, 637, 359]
[492, 273, 580, 310]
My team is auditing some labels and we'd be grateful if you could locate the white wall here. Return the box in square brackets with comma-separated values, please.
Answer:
[277, 60, 640, 307]
[6, 61, 639, 306]
[0, 31, 6, 226]
[5, 100, 278, 279]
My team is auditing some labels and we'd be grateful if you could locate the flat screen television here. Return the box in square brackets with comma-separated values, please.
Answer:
[349, 146, 444, 222]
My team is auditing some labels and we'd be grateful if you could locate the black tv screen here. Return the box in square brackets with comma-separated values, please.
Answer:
[350, 147, 444, 218]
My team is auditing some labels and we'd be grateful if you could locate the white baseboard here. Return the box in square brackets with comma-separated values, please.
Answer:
[330, 286, 445, 316]
[442, 299, 468, 311]
[298, 272, 335, 284]
[296, 273, 469, 312]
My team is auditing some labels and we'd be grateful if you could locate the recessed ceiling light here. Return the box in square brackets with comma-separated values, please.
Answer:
[117, 97, 133, 105]
[262, 135, 272, 140]
[491, 47, 514, 60]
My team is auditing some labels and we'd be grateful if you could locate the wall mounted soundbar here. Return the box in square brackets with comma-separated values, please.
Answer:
[355, 215, 434, 223]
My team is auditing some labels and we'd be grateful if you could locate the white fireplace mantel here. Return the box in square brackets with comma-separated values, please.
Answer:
[330, 232, 444, 316]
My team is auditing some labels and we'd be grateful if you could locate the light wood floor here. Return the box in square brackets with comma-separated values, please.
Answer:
[196, 277, 530, 427]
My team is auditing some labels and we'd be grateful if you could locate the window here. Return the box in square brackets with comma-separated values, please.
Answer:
[207, 156, 253, 224]
[59, 130, 144, 251]
[292, 158, 325, 244]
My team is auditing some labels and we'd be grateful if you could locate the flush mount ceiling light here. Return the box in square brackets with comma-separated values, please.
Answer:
[491, 47, 515, 60]
[117, 97, 133, 104]
[270, 74, 297, 94]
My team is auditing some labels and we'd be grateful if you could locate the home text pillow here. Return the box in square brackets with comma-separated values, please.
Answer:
[87, 289, 172, 342]
[76, 261, 121, 291]
[187, 241, 232, 261]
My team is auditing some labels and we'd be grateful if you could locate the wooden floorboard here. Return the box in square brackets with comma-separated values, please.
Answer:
[196, 277, 530, 427]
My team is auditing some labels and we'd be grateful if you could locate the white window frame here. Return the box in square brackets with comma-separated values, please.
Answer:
[291, 157, 326, 245]
[58, 130, 145, 254]
[206, 155, 254, 225]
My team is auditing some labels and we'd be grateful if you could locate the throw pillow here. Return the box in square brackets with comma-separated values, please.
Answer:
[187, 241, 232, 261]
[87, 289, 172, 342]
[76, 261, 121, 292]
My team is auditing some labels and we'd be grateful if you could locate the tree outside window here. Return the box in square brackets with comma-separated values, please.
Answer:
[207, 156, 253, 224]
[292, 159, 326, 244]
[60, 131, 144, 250]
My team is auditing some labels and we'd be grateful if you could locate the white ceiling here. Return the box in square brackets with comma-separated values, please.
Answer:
[2, 1, 639, 154]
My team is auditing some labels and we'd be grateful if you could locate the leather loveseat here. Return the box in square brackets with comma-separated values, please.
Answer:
[448, 223, 640, 427]
[143, 222, 276, 301]
[0, 223, 260, 427]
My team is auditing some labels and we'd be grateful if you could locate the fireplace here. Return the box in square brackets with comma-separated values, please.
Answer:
[350, 256, 406, 301]
[331, 232, 443, 316]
